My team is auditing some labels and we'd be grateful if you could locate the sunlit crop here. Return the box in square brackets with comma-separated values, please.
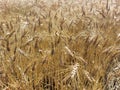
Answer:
[0, 0, 119, 90]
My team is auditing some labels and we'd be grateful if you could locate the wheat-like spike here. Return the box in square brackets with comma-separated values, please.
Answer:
[64, 46, 74, 57]
[70, 63, 79, 78]
[17, 48, 29, 58]
[83, 70, 95, 82]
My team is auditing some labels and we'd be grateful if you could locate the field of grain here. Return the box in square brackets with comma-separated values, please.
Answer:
[0, 0, 119, 90]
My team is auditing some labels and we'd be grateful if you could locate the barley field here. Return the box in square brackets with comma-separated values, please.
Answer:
[0, 0, 120, 90]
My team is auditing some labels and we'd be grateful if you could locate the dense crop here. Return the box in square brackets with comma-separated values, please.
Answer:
[0, 0, 119, 90]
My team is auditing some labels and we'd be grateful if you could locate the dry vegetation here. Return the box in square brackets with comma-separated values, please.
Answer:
[0, 0, 120, 90]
